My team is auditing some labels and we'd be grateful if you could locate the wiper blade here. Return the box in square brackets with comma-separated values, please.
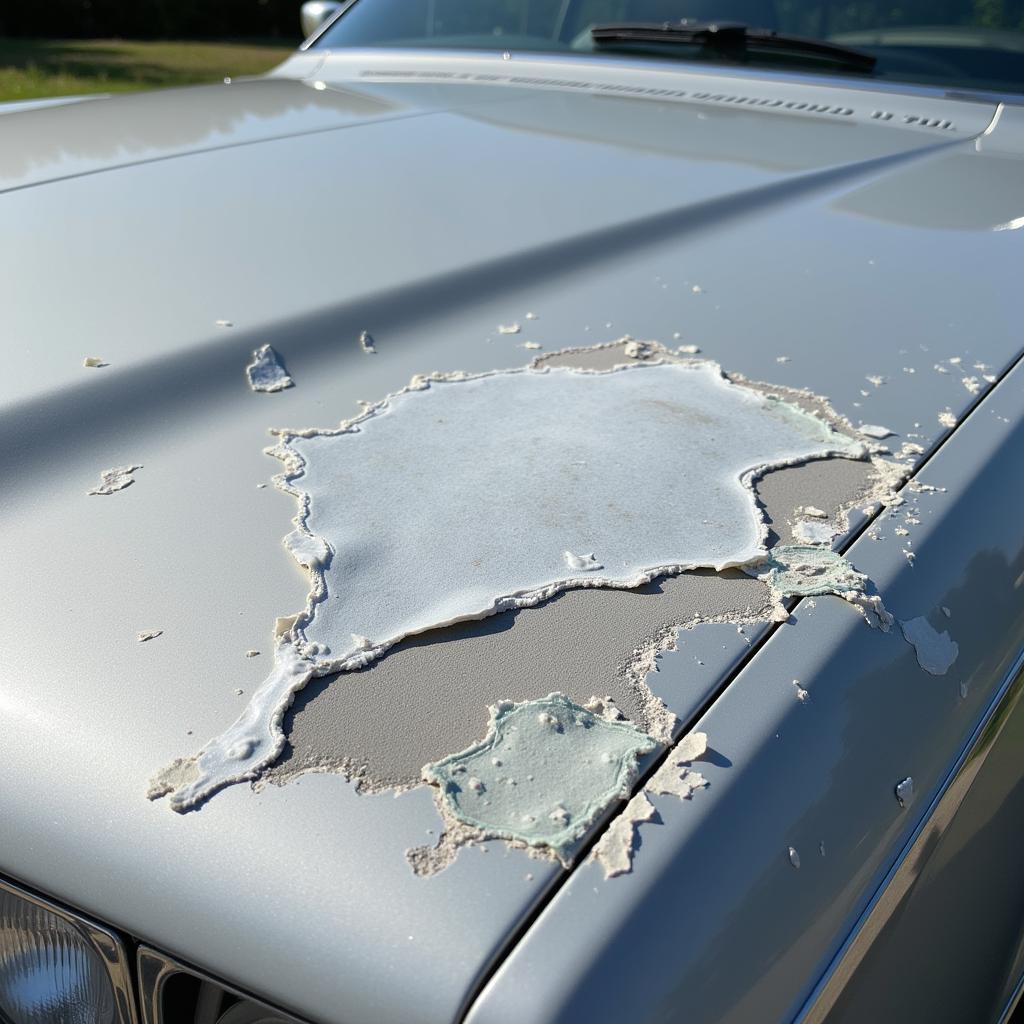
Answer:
[591, 20, 877, 72]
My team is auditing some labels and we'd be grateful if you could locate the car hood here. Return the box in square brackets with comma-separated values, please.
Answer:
[1, 51, 1022, 1024]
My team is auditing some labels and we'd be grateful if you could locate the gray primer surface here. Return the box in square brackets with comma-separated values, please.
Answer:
[267, 568, 770, 792]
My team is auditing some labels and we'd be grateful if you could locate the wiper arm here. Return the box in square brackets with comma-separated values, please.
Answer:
[591, 20, 877, 72]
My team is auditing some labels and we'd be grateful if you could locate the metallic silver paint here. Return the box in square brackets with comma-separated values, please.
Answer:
[1, 48, 1023, 1024]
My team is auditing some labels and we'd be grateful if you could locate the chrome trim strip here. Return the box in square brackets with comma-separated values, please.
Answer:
[137, 945, 308, 1024]
[795, 645, 1024, 1023]
[997, 969, 1024, 1024]
[0, 874, 138, 1024]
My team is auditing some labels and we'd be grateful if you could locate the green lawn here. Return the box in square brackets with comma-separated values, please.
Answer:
[0, 39, 297, 103]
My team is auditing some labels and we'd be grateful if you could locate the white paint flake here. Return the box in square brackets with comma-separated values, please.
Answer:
[866, 375, 887, 387]
[137, 630, 163, 642]
[497, 323, 521, 335]
[858, 424, 895, 440]
[151, 359, 869, 812]
[961, 376, 981, 395]
[895, 777, 914, 807]
[788, 846, 801, 868]
[83, 356, 107, 368]
[793, 680, 809, 702]
[623, 340, 653, 359]
[88, 464, 142, 495]
[592, 792, 657, 878]
[522, 341, 542, 350]
[215, 319, 233, 328]
[246, 345, 293, 393]
[793, 519, 835, 545]
[938, 409, 957, 428]
[591, 729, 708, 878]
[564, 551, 603, 572]
[677, 344, 700, 355]
[359, 331, 376, 354]
[900, 616, 959, 675]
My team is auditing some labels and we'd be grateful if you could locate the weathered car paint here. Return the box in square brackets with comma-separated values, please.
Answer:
[0, 50, 1022, 1024]
[465, 357, 1024, 1023]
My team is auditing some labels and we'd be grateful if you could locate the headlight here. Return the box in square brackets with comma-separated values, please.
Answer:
[0, 877, 135, 1024]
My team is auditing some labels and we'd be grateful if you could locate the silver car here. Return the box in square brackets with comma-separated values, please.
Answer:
[2, 2, 1023, 1022]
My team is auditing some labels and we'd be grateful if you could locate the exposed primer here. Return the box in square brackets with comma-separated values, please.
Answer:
[137, 630, 163, 643]
[246, 345, 293, 393]
[83, 356, 107, 368]
[899, 616, 959, 675]
[151, 350, 875, 813]
[421, 694, 658, 865]
[746, 545, 893, 630]
[88, 464, 142, 495]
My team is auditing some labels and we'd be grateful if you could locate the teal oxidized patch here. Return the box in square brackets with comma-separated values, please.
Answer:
[423, 693, 659, 861]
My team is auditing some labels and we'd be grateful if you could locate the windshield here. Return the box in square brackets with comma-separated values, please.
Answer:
[314, 0, 1024, 95]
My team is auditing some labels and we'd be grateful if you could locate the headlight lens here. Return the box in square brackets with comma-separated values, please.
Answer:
[0, 881, 127, 1024]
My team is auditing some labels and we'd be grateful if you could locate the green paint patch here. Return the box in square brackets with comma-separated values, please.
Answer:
[748, 545, 893, 630]
[423, 693, 659, 861]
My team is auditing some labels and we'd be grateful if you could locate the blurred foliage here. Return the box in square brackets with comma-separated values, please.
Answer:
[0, 39, 293, 100]
[0, 0, 304, 40]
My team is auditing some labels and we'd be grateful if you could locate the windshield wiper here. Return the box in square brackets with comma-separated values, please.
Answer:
[591, 20, 877, 72]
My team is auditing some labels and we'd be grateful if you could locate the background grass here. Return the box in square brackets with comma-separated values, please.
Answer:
[0, 39, 296, 102]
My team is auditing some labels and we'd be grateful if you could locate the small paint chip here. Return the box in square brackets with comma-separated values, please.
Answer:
[215, 319, 233, 328]
[788, 846, 801, 868]
[88, 464, 142, 495]
[895, 777, 914, 807]
[522, 341, 542, 350]
[244, 650, 260, 658]
[938, 409, 957, 428]
[793, 680, 809, 702]
[676, 343, 700, 355]
[497, 323, 521, 335]
[623, 340, 653, 359]
[83, 356, 107, 368]
[858, 424, 895, 440]
[137, 630, 163, 642]
[246, 345, 293, 392]
[359, 330, 376, 354]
